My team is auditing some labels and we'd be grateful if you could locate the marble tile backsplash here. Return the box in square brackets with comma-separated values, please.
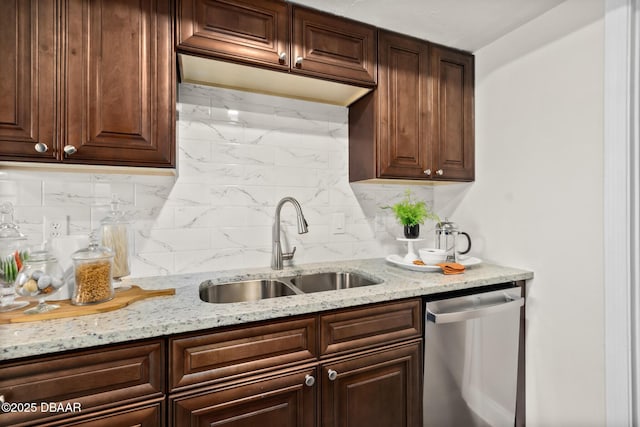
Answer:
[0, 84, 436, 277]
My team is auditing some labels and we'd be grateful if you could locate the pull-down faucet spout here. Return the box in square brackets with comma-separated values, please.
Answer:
[272, 197, 308, 270]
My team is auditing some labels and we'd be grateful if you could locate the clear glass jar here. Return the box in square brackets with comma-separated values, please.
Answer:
[0, 202, 30, 312]
[71, 236, 114, 305]
[14, 250, 64, 314]
[100, 195, 131, 280]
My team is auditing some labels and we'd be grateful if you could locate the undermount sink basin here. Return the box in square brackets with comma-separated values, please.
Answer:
[199, 271, 382, 303]
[288, 271, 382, 293]
[199, 279, 298, 303]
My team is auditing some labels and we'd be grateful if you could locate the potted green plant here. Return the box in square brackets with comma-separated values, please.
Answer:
[384, 190, 440, 238]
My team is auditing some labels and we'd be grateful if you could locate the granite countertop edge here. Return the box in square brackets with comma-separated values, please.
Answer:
[0, 258, 533, 361]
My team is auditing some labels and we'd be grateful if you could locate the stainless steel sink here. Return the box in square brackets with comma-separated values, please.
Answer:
[199, 271, 382, 303]
[288, 271, 381, 293]
[199, 279, 298, 303]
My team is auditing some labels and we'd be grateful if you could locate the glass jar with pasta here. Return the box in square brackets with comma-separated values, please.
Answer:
[100, 194, 132, 283]
[71, 235, 114, 305]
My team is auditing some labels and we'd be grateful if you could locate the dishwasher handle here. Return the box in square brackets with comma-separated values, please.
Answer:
[427, 293, 524, 324]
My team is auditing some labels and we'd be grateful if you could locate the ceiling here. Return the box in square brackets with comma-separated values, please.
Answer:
[289, 0, 566, 52]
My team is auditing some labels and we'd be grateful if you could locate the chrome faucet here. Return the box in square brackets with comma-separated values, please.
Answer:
[272, 197, 308, 270]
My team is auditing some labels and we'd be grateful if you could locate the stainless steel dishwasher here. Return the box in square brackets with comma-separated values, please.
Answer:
[423, 287, 524, 427]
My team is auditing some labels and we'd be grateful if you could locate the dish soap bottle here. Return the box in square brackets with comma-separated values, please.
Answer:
[100, 194, 132, 281]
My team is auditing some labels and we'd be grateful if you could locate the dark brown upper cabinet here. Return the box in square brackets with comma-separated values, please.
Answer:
[177, 0, 377, 86]
[0, 0, 175, 168]
[430, 44, 475, 181]
[349, 31, 474, 183]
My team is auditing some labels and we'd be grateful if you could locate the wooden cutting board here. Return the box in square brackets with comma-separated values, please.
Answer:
[0, 285, 175, 324]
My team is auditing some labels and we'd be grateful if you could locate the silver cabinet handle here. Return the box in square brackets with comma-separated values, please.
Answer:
[34, 142, 48, 153]
[63, 145, 77, 156]
[295, 56, 303, 67]
[424, 169, 431, 176]
[304, 374, 315, 387]
[279, 52, 287, 62]
[436, 169, 444, 176]
[327, 369, 338, 381]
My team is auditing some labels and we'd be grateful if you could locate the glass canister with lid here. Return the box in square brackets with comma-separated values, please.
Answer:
[0, 202, 30, 312]
[100, 194, 132, 281]
[71, 234, 114, 305]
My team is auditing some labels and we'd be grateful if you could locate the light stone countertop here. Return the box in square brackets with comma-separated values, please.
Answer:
[0, 258, 533, 361]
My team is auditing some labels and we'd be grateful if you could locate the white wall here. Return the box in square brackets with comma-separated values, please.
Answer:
[435, 1, 605, 425]
[0, 84, 434, 276]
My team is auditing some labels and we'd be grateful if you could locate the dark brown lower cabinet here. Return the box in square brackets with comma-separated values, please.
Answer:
[169, 367, 317, 427]
[168, 340, 422, 427]
[167, 299, 423, 426]
[321, 341, 422, 427]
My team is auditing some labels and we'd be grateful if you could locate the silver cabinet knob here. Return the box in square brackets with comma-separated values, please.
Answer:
[34, 143, 48, 153]
[327, 369, 338, 381]
[423, 169, 431, 176]
[63, 145, 77, 156]
[295, 56, 303, 67]
[436, 169, 444, 176]
[279, 52, 287, 62]
[304, 374, 315, 387]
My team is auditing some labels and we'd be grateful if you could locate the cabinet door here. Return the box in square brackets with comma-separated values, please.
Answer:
[321, 341, 422, 427]
[0, 0, 57, 162]
[177, 0, 289, 70]
[64, 0, 175, 167]
[170, 368, 317, 427]
[377, 31, 430, 179]
[430, 45, 474, 181]
[292, 6, 376, 86]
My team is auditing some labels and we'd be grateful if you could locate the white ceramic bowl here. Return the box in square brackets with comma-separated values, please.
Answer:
[419, 248, 447, 265]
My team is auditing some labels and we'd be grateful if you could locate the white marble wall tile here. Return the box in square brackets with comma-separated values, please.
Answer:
[135, 228, 210, 253]
[178, 138, 213, 162]
[211, 226, 271, 249]
[43, 182, 94, 207]
[212, 143, 275, 165]
[131, 252, 174, 276]
[178, 119, 244, 143]
[0, 179, 42, 206]
[211, 185, 274, 207]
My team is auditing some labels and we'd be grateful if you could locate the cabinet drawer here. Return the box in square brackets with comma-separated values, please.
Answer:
[169, 367, 316, 427]
[320, 299, 422, 357]
[36, 400, 164, 427]
[0, 340, 164, 427]
[169, 316, 317, 392]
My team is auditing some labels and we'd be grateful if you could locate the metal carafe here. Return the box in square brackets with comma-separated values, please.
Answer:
[435, 218, 472, 262]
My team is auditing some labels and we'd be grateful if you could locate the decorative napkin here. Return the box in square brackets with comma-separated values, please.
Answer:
[436, 262, 465, 275]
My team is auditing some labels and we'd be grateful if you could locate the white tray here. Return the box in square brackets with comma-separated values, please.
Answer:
[385, 254, 482, 272]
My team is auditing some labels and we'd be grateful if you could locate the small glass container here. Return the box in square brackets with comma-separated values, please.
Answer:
[71, 235, 114, 305]
[0, 202, 30, 312]
[14, 251, 65, 314]
[100, 195, 132, 281]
